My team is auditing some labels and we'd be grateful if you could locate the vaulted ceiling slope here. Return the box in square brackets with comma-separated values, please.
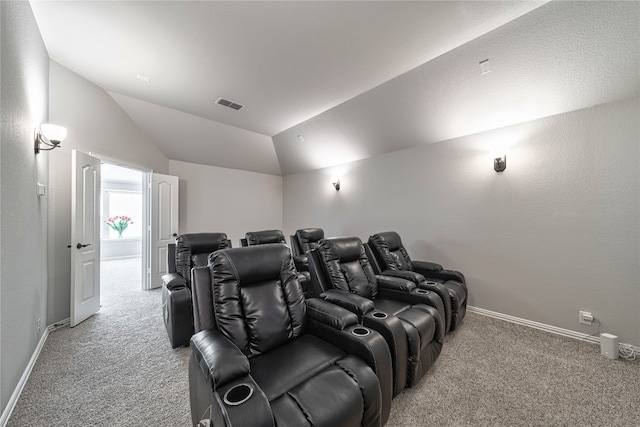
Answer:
[274, 1, 640, 174]
[30, 1, 550, 175]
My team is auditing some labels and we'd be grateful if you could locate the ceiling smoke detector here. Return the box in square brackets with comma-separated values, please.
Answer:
[215, 97, 244, 111]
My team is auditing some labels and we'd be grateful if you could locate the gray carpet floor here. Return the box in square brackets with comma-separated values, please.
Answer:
[7, 258, 640, 426]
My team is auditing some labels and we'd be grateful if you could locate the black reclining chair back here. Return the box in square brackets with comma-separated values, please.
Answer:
[290, 227, 325, 278]
[175, 233, 231, 286]
[245, 229, 312, 296]
[292, 227, 325, 255]
[367, 232, 415, 273]
[188, 244, 393, 427]
[368, 231, 467, 332]
[245, 229, 286, 246]
[161, 232, 230, 349]
[213, 244, 305, 356]
[313, 236, 378, 299]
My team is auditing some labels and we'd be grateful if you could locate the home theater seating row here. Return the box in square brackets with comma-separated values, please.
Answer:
[160, 229, 468, 425]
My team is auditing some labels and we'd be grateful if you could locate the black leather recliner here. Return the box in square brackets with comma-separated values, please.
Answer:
[308, 236, 445, 392]
[367, 231, 468, 332]
[289, 227, 325, 274]
[161, 233, 230, 348]
[189, 244, 393, 427]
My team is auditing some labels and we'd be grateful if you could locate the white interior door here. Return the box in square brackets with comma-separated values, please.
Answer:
[71, 150, 101, 327]
[150, 173, 179, 289]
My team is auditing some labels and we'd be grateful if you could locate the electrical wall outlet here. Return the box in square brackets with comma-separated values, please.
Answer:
[37, 318, 41, 335]
[579, 310, 594, 325]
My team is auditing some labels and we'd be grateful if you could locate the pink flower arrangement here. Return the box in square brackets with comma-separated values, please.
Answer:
[105, 215, 133, 238]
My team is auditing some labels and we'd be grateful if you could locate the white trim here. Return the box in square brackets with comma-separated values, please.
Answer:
[88, 152, 152, 174]
[0, 319, 69, 426]
[468, 306, 640, 352]
[100, 255, 142, 261]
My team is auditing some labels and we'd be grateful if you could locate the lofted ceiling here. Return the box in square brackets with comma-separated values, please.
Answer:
[29, 1, 550, 175]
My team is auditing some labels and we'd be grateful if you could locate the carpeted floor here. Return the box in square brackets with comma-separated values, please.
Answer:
[7, 257, 639, 426]
[8, 257, 192, 426]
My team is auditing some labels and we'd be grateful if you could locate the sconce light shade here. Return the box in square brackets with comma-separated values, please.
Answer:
[494, 155, 506, 172]
[331, 176, 340, 191]
[35, 123, 67, 154]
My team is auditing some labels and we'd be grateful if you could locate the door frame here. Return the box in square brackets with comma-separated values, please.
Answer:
[89, 152, 152, 290]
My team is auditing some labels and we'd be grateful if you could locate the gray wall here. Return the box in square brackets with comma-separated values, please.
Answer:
[47, 61, 169, 324]
[0, 1, 49, 412]
[283, 97, 640, 346]
[169, 160, 283, 247]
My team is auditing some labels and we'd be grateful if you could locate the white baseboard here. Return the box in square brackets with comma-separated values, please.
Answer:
[0, 318, 70, 427]
[468, 306, 640, 352]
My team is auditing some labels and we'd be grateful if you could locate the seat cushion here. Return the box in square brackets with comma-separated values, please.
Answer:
[270, 365, 364, 427]
[374, 299, 436, 347]
[250, 334, 345, 401]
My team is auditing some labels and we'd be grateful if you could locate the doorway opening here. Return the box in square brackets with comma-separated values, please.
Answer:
[100, 162, 145, 300]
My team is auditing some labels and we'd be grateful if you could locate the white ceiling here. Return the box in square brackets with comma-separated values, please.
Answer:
[273, 1, 640, 174]
[29, 1, 549, 174]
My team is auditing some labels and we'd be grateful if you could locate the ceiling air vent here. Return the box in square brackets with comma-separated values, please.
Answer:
[215, 97, 244, 111]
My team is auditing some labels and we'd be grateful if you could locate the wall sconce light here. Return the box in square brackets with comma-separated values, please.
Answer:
[34, 124, 67, 154]
[494, 155, 506, 172]
[331, 176, 340, 191]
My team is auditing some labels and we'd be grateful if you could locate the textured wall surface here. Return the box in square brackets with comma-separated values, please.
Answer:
[284, 97, 640, 345]
[47, 61, 169, 324]
[169, 160, 283, 247]
[0, 1, 49, 412]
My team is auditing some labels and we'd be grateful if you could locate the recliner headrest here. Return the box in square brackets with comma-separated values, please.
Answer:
[296, 228, 325, 253]
[177, 233, 229, 254]
[210, 244, 291, 284]
[320, 236, 363, 263]
[245, 229, 286, 246]
[371, 231, 402, 251]
[296, 228, 324, 244]
[175, 233, 230, 284]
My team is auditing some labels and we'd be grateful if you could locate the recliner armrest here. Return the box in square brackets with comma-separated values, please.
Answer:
[190, 329, 250, 389]
[379, 269, 426, 284]
[305, 298, 359, 330]
[411, 260, 443, 273]
[375, 275, 417, 293]
[162, 272, 186, 291]
[293, 254, 309, 272]
[321, 289, 375, 320]
[190, 330, 273, 427]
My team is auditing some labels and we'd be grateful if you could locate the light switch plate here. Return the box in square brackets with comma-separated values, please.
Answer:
[36, 183, 46, 197]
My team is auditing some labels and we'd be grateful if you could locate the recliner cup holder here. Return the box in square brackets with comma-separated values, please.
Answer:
[351, 327, 371, 337]
[372, 312, 388, 319]
[223, 383, 254, 406]
[425, 281, 437, 285]
[416, 289, 429, 294]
